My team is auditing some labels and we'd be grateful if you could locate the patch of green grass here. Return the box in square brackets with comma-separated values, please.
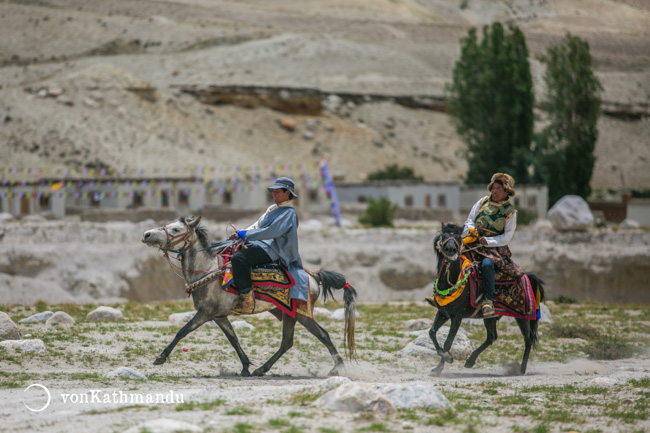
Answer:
[175, 398, 226, 411]
[356, 422, 390, 432]
[318, 428, 342, 433]
[546, 323, 601, 340]
[225, 406, 257, 416]
[424, 407, 460, 426]
[229, 423, 257, 433]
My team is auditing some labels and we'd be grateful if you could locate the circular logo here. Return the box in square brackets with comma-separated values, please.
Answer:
[23, 384, 51, 412]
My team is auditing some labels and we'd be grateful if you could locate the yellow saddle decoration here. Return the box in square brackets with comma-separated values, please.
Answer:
[434, 256, 474, 306]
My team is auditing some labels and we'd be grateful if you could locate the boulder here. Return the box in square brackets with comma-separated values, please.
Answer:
[231, 320, 254, 330]
[105, 367, 148, 380]
[547, 195, 594, 231]
[0, 312, 20, 340]
[0, 339, 47, 353]
[168, 311, 195, 324]
[19, 311, 54, 323]
[404, 318, 433, 331]
[86, 306, 124, 322]
[330, 308, 361, 320]
[45, 311, 76, 326]
[379, 262, 434, 290]
[402, 326, 474, 360]
[314, 382, 396, 414]
[313, 307, 332, 318]
[379, 382, 451, 410]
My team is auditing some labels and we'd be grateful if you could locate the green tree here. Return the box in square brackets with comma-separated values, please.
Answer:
[366, 164, 423, 181]
[448, 22, 534, 184]
[533, 33, 602, 206]
[359, 197, 397, 227]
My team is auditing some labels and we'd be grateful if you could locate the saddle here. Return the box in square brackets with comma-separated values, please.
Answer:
[222, 262, 294, 292]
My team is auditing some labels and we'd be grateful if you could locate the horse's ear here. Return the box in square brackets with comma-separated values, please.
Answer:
[189, 216, 202, 228]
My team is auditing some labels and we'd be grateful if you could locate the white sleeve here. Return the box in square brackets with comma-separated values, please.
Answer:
[485, 211, 517, 247]
[462, 199, 483, 237]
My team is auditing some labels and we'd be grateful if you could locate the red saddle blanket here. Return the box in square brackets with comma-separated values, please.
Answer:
[221, 263, 312, 320]
[468, 268, 539, 320]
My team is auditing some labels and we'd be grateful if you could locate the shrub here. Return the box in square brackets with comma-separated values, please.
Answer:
[553, 295, 578, 304]
[547, 323, 601, 340]
[359, 197, 397, 227]
[585, 340, 639, 360]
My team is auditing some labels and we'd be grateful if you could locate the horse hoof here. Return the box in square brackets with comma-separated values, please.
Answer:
[464, 359, 475, 369]
[251, 369, 265, 377]
[430, 367, 443, 377]
[239, 369, 251, 377]
[153, 355, 167, 365]
[328, 369, 340, 377]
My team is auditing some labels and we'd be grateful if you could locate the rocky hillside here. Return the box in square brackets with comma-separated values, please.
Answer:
[1, 0, 648, 190]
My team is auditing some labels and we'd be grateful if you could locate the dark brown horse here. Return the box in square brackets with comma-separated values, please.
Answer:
[142, 216, 357, 377]
[428, 223, 545, 376]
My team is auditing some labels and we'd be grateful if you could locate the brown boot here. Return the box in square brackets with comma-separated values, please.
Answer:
[481, 300, 497, 318]
[236, 290, 255, 314]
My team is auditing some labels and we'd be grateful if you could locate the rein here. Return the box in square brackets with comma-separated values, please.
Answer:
[433, 234, 478, 297]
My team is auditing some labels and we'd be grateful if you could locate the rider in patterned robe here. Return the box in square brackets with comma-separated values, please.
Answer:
[462, 173, 523, 317]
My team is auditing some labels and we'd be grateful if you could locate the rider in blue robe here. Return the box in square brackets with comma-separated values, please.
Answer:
[230, 177, 308, 312]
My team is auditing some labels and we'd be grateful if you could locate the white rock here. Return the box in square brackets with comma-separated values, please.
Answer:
[232, 320, 254, 330]
[539, 303, 552, 323]
[310, 376, 352, 394]
[105, 367, 148, 381]
[46, 311, 76, 326]
[168, 311, 195, 324]
[330, 308, 361, 320]
[401, 326, 474, 360]
[619, 219, 640, 229]
[379, 382, 451, 410]
[547, 195, 594, 231]
[313, 307, 332, 318]
[404, 318, 433, 331]
[314, 382, 396, 414]
[124, 418, 201, 433]
[86, 306, 124, 322]
[0, 339, 47, 353]
[19, 311, 54, 323]
[587, 377, 619, 387]
[0, 312, 20, 340]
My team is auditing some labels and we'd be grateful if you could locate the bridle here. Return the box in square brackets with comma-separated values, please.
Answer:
[160, 219, 198, 254]
[436, 234, 461, 262]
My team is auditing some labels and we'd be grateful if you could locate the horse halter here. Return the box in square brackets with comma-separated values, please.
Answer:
[436, 235, 461, 262]
[160, 220, 197, 253]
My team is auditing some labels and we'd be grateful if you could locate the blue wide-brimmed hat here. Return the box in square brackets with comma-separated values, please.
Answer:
[267, 177, 298, 199]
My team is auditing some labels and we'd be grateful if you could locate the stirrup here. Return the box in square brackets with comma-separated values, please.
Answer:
[481, 301, 496, 318]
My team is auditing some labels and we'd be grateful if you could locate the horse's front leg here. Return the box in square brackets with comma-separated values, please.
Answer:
[429, 312, 452, 376]
[252, 315, 297, 376]
[213, 317, 252, 377]
[465, 317, 498, 369]
[154, 308, 213, 365]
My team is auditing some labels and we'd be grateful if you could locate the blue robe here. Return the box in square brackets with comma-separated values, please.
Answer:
[241, 206, 309, 301]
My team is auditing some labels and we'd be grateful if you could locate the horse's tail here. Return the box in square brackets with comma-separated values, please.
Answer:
[318, 270, 358, 362]
[527, 273, 546, 349]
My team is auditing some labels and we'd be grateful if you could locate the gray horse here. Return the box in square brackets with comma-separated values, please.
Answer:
[142, 216, 357, 377]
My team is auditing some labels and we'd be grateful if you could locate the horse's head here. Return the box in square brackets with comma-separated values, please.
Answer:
[433, 222, 464, 262]
[142, 216, 203, 252]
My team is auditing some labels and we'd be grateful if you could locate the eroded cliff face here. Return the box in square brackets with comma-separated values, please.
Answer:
[1, 218, 647, 305]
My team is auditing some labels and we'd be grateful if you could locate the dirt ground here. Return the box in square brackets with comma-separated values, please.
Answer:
[1, 299, 650, 433]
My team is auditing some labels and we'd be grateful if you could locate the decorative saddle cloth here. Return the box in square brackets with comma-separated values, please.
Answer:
[469, 269, 539, 321]
[221, 262, 312, 320]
